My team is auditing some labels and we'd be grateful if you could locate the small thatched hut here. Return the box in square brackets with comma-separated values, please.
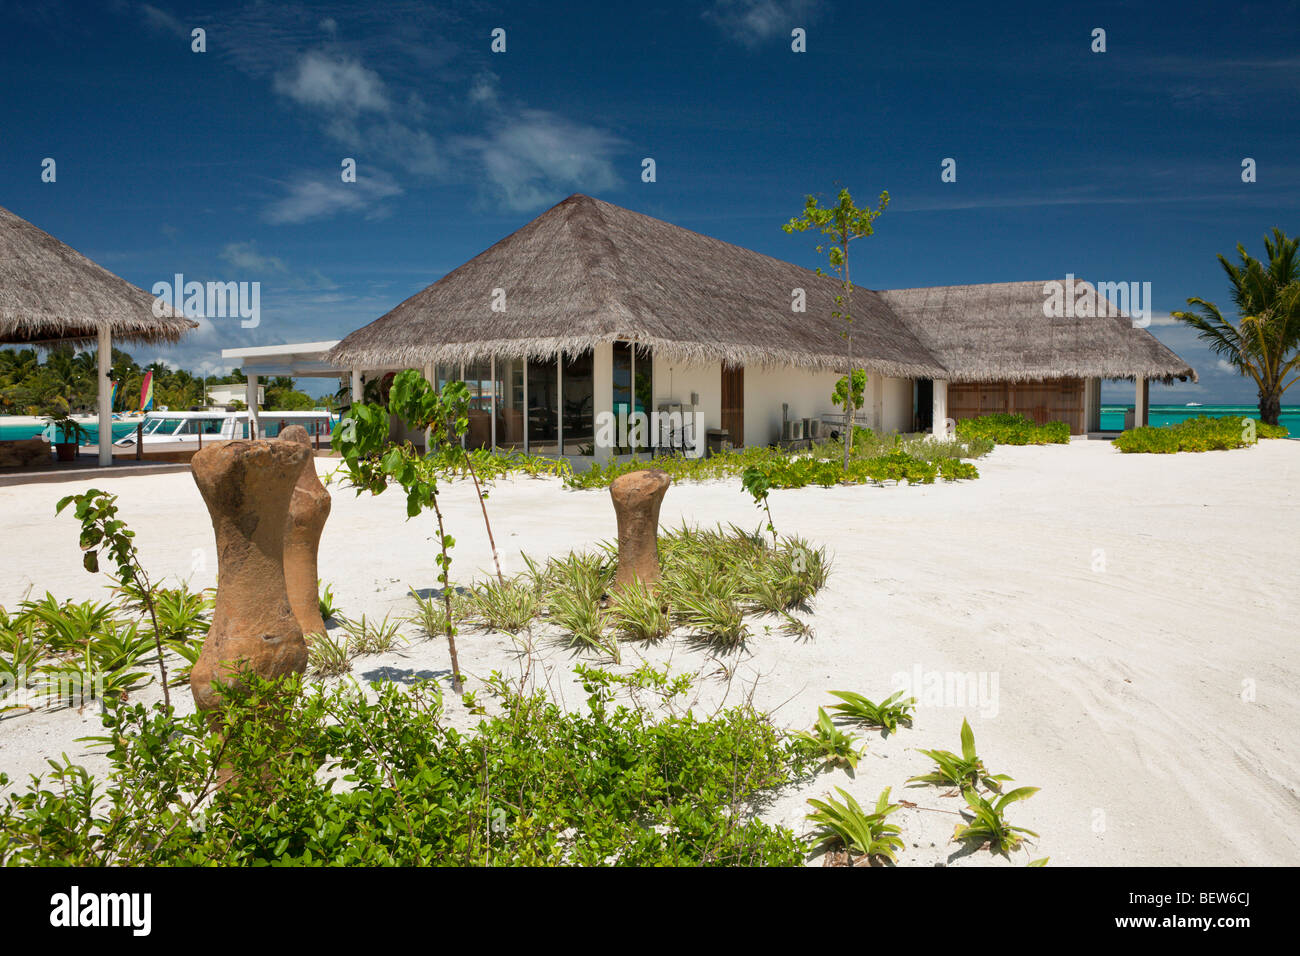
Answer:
[882, 281, 1196, 434]
[320, 194, 1195, 455]
[1, 203, 196, 464]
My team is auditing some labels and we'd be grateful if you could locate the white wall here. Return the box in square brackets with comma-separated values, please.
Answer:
[651, 356, 721, 431]
[743, 366, 841, 447]
[881, 376, 914, 433]
[649, 356, 917, 447]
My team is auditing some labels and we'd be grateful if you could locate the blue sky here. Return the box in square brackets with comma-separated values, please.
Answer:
[1, 0, 1296, 402]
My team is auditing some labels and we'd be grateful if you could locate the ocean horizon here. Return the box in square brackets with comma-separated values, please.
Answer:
[1099, 404, 1299, 435]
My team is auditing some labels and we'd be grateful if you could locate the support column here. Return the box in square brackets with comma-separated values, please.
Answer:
[931, 379, 949, 438]
[1135, 376, 1149, 427]
[350, 368, 362, 412]
[592, 342, 613, 463]
[490, 356, 497, 451]
[423, 363, 435, 453]
[247, 373, 260, 439]
[97, 325, 112, 467]
[871, 373, 884, 431]
[522, 359, 529, 454]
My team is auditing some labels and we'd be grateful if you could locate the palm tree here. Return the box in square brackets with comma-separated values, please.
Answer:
[1174, 228, 1300, 425]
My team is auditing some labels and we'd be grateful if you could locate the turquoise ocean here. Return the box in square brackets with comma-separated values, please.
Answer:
[1099, 404, 1299, 434]
[0, 421, 141, 443]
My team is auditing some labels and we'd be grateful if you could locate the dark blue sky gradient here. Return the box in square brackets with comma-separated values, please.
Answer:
[1, 0, 1296, 401]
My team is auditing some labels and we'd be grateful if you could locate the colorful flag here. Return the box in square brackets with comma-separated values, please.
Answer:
[109, 380, 119, 411]
[139, 371, 154, 412]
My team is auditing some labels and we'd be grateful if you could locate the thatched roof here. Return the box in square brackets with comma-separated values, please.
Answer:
[327, 194, 946, 378]
[0, 204, 195, 346]
[880, 280, 1197, 383]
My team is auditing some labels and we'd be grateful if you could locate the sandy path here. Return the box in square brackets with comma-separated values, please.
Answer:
[2, 439, 1297, 866]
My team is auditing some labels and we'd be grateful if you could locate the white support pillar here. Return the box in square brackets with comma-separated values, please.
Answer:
[592, 343, 614, 463]
[489, 356, 497, 451]
[350, 368, 362, 411]
[931, 379, 949, 438]
[1135, 376, 1149, 427]
[522, 359, 529, 454]
[871, 373, 884, 432]
[424, 363, 436, 453]
[97, 326, 112, 467]
[247, 373, 260, 439]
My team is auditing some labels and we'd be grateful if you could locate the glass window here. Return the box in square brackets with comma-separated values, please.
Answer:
[562, 350, 594, 456]
[634, 344, 653, 450]
[496, 358, 525, 451]
[612, 342, 653, 453]
[526, 357, 559, 455]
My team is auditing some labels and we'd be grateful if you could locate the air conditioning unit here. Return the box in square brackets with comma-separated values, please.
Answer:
[782, 419, 804, 441]
[803, 417, 819, 439]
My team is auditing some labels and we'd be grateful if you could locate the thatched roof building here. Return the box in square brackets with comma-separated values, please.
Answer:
[880, 280, 1196, 383]
[0, 204, 194, 345]
[327, 193, 946, 379]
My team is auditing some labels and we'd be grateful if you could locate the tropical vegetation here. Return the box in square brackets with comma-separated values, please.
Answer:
[1173, 228, 1300, 426]
[955, 413, 1071, 445]
[1113, 414, 1288, 453]
[0, 346, 320, 416]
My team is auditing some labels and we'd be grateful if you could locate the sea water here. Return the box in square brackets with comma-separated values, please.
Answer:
[0, 421, 140, 443]
[1099, 404, 1300, 435]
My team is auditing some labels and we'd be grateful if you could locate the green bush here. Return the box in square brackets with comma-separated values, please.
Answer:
[1113, 415, 1288, 454]
[955, 413, 1071, 446]
[0, 667, 816, 866]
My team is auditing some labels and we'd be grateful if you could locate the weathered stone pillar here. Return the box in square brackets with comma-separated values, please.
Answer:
[278, 425, 331, 639]
[191, 440, 310, 712]
[609, 469, 670, 591]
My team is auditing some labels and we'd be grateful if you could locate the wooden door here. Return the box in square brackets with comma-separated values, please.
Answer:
[721, 366, 744, 447]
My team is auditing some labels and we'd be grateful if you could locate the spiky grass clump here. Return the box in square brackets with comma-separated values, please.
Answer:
[464, 576, 541, 634]
[464, 525, 830, 657]
[306, 630, 350, 677]
[608, 580, 671, 642]
[541, 552, 619, 660]
[335, 613, 403, 655]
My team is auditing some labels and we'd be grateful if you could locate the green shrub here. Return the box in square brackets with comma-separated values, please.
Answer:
[0, 668, 816, 866]
[560, 436, 982, 491]
[1113, 415, 1289, 453]
[955, 413, 1070, 445]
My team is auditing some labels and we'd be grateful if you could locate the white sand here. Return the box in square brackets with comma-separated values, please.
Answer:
[2, 438, 1298, 866]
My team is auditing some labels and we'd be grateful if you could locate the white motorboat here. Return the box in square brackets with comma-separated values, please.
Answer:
[113, 409, 335, 450]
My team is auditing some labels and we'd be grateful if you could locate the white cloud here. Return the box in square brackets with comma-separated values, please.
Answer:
[703, 0, 819, 47]
[457, 110, 623, 212]
[468, 70, 500, 106]
[263, 173, 402, 225]
[139, 3, 187, 39]
[274, 51, 390, 116]
[219, 241, 288, 274]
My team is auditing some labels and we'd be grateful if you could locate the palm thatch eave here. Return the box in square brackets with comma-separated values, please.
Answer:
[326, 193, 949, 380]
[0, 204, 196, 347]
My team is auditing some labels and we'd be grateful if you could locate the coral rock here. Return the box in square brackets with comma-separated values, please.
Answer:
[278, 425, 331, 640]
[609, 469, 670, 591]
[190, 439, 310, 712]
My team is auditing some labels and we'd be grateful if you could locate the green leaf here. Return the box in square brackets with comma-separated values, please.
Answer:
[960, 718, 976, 762]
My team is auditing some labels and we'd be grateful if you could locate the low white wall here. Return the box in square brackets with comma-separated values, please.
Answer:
[743, 366, 841, 447]
[882, 376, 914, 433]
[651, 356, 721, 430]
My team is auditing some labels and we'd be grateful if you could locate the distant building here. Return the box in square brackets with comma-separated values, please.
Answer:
[206, 383, 264, 408]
